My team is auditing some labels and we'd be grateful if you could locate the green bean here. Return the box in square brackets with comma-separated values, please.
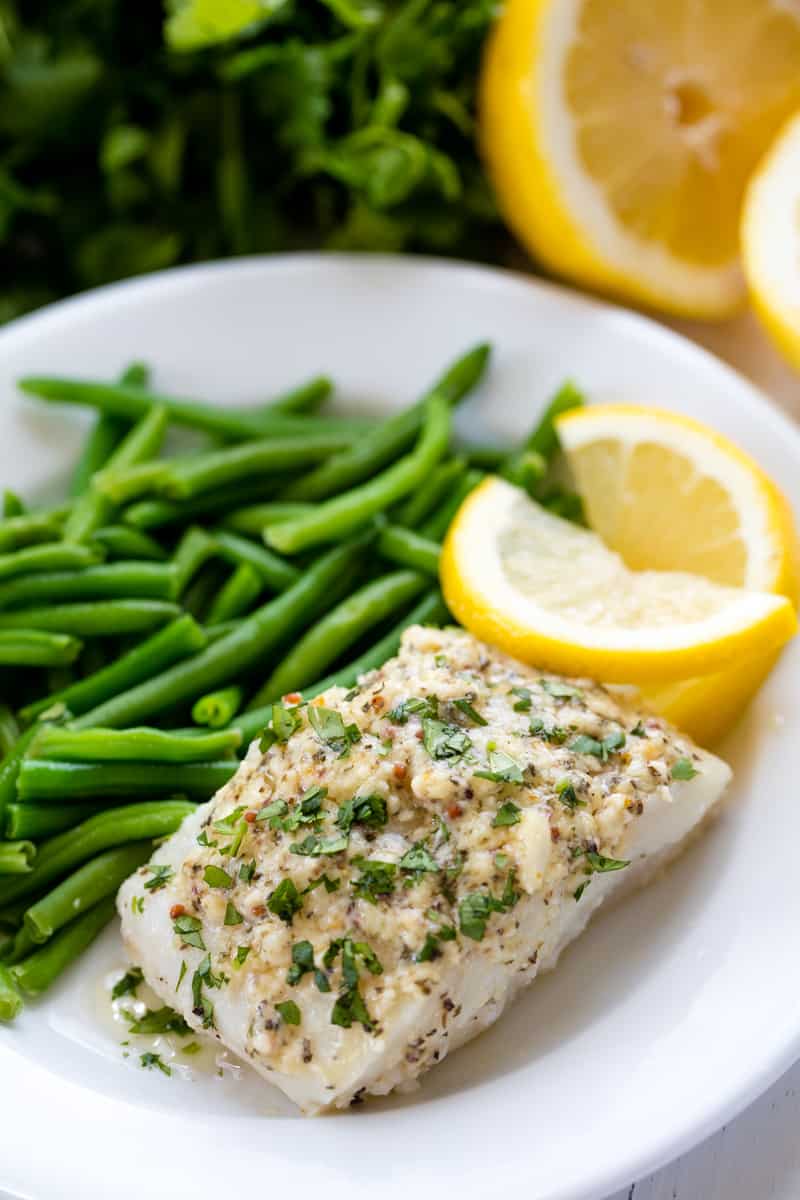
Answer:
[19, 614, 206, 725]
[63, 406, 169, 543]
[11, 895, 117, 997]
[182, 562, 224, 621]
[395, 457, 466, 528]
[377, 525, 440, 576]
[18, 759, 234, 803]
[6, 802, 106, 841]
[32, 725, 241, 764]
[172, 526, 218, 595]
[0, 963, 22, 1020]
[69, 416, 129, 498]
[91, 525, 167, 562]
[461, 445, 509, 470]
[0, 705, 19, 757]
[123, 476, 282, 530]
[0, 562, 177, 610]
[2, 923, 37, 963]
[207, 563, 262, 623]
[0, 800, 196, 907]
[540, 489, 585, 524]
[420, 468, 485, 542]
[524, 381, 585, 461]
[284, 343, 490, 502]
[0, 842, 35, 876]
[192, 685, 244, 728]
[0, 512, 66, 553]
[268, 395, 450, 555]
[69, 362, 147, 497]
[203, 621, 238, 642]
[0, 631, 83, 666]
[256, 376, 332, 415]
[0, 728, 37, 830]
[251, 569, 427, 707]
[20, 374, 350, 441]
[93, 460, 172, 505]
[70, 535, 370, 729]
[0, 541, 102, 582]
[0, 900, 28, 929]
[25, 842, 153, 944]
[0, 600, 180, 638]
[159, 431, 355, 501]
[212, 529, 299, 593]
[3, 491, 25, 518]
[233, 589, 449, 746]
[220, 502, 315, 537]
[500, 449, 547, 494]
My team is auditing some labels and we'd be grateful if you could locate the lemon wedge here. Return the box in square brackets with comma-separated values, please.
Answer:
[743, 109, 800, 371]
[440, 476, 796, 685]
[555, 404, 798, 741]
[480, 0, 800, 318]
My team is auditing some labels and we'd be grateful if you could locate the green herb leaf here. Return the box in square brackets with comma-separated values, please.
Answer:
[492, 800, 521, 827]
[140, 1051, 171, 1076]
[239, 859, 256, 883]
[267, 878, 303, 924]
[203, 864, 234, 888]
[234, 945, 250, 968]
[510, 686, 532, 712]
[556, 778, 581, 809]
[453, 697, 487, 726]
[290, 832, 349, 857]
[308, 705, 361, 755]
[224, 901, 243, 925]
[276, 1000, 301, 1025]
[388, 695, 439, 723]
[585, 851, 630, 873]
[569, 730, 626, 761]
[398, 842, 438, 873]
[351, 857, 397, 904]
[260, 701, 302, 751]
[474, 749, 523, 783]
[111, 966, 143, 1000]
[542, 680, 582, 699]
[422, 718, 472, 760]
[128, 1006, 191, 1036]
[529, 716, 568, 743]
[336, 793, 387, 833]
[172, 913, 205, 951]
[143, 864, 174, 892]
[671, 757, 698, 780]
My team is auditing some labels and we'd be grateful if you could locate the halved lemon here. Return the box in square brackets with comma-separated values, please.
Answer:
[480, 0, 800, 318]
[742, 109, 800, 371]
[441, 477, 795, 685]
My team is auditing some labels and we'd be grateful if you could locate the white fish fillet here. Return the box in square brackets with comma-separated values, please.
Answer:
[118, 626, 731, 1113]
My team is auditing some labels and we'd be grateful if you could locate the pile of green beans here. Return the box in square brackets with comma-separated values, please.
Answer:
[0, 345, 584, 1022]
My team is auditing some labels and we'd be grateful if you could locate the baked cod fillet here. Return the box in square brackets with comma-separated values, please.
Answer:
[118, 626, 731, 1113]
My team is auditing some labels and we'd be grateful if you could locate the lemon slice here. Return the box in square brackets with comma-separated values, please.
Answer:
[743, 109, 800, 371]
[554, 404, 798, 598]
[554, 403, 798, 741]
[440, 477, 795, 684]
[480, 0, 800, 317]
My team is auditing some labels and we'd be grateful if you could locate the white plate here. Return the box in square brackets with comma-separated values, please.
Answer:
[0, 255, 798, 1200]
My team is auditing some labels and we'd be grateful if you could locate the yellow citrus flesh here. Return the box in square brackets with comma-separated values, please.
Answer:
[742, 109, 800, 372]
[440, 476, 796, 687]
[554, 404, 799, 741]
[480, 0, 800, 318]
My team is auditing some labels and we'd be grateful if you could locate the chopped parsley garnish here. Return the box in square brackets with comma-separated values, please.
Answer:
[111, 966, 143, 1000]
[176, 960, 187, 990]
[458, 871, 519, 941]
[542, 679, 582, 699]
[140, 1051, 171, 1077]
[224, 901, 243, 926]
[287, 940, 330, 992]
[289, 832, 349, 857]
[259, 700, 302, 752]
[388, 695, 439, 724]
[276, 1000, 302, 1025]
[330, 987, 374, 1032]
[573, 882, 589, 902]
[325, 937, 383, 1031]
[336, 793, 387, 833]
[127, 1006, 191, 1036]
[569, 731, 626, 761]
[630, 721, 647, 737]
[143, 864, 174, 892]
[308, 705, 361, 755]
[234, 945, 250, 969]
[131, 895, 144, 914]
[303, 873, 340, 894]
[181, 1042, 202, 1056]
[203, 864, 234, 888]
[212, 806, 248, 856]
[474, 748, 523, 783]
[671, 757, 698, 780]
[492, 800, 521, 827]
[398, 842, 439, 874]
[267, 878, 303, 924]
[197, 829, 216, 848]
[556, 778, 581, 809]
[585, 851, 630, 873]
[172, 913, 205, 950]
[510, 686, 532, 712]
[239, 859, 256, 883]
[422, 718, 472, 760]
[191, 953, 225, 1029]
[415, 918, 456, 962]
[351, 857, 397, 904]
[530, 716, 568, 743]
[259, 786, 327, 834]
[452, 697, 487, 726]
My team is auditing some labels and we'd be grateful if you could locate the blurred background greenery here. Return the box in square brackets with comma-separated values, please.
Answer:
[0, 0, 512, 324]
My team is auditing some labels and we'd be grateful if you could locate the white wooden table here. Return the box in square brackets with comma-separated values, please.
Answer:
[608, 308, 799, 1200]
